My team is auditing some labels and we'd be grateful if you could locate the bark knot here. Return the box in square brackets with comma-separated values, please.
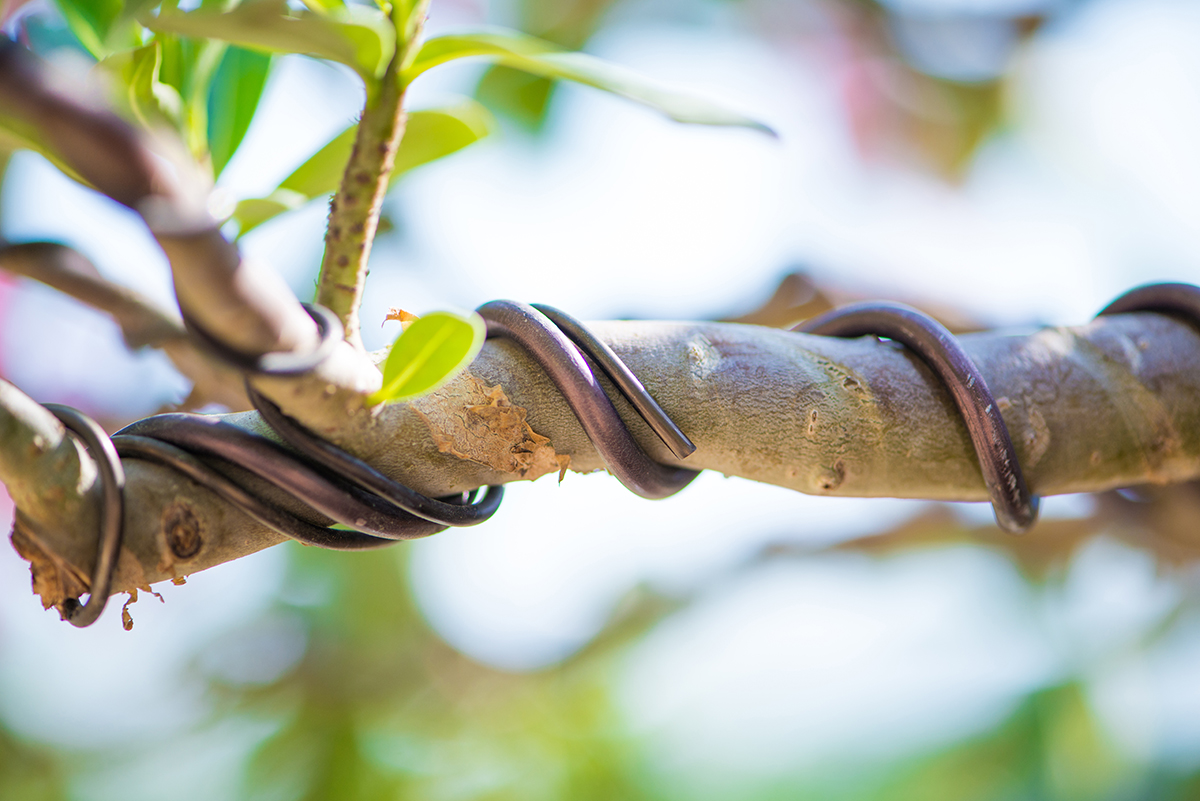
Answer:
[162, 501, 203, 561]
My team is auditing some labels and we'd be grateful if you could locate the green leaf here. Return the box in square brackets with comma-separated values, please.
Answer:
[230, 189, 308, 231]
[404, 29, 776, 134]
[276, 126, 357, 200]
[476, 65, 555, 131]
[233, 101, 494, 236]
[207, 46, 272, 176]
[367, 311, 486, 405]
[300, 0, 345, 11]
[390, 100, 494, 177]
[142, 0, 395, 85]
[55, 0, 137, 59]
[149, 33, 227, 162]
[98, 42, 184, 132]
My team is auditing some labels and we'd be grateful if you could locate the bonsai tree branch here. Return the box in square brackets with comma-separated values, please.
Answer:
[3, 33, 1198, 625]
[0, 39, 385, 435]
[315, 0, 430, 350]
[0, 241, 250, 410]
[0, 42, 313, 359]
[9, 309, 1200, 612]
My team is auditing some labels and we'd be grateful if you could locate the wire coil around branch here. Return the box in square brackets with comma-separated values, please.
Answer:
[46, 300, 697, 626]
[793, 302, 1039, 533]
[789, 281, 1200, 534]
[36, 282, 1200, 627]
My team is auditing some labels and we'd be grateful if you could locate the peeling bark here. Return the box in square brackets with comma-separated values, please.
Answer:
[411, 374, 571, 481]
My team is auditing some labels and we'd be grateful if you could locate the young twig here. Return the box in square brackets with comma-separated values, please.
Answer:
[0, 39, 384, 432]
[315, 1, 430, 350]
[0, 242, 250, 410]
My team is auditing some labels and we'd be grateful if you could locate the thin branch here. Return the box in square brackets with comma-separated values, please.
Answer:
[10, 310, 1200, 610]
[315, 3, 429, 350]
[0, 39, 384, 430]
[0, 241, 182, 347]
[0, 41, 324, 369]
[0, 241, 250, 410]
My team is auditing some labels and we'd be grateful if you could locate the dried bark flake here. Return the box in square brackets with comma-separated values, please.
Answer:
[412, 374, 570, 480]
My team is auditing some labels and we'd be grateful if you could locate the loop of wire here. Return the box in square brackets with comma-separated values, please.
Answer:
[789, 281, 1200, 535]
[793, 302, 1040, 533]
[479, 301, 699, 500]
[180, 303, 343, 377]
[41, 404, 126, 627]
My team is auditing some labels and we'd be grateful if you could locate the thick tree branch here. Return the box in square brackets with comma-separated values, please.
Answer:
[10, 310, 1200, 612]
[3, 36, 1198, 626]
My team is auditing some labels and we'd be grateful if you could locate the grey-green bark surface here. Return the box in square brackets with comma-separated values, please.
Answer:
[6, 309, 1200, 606]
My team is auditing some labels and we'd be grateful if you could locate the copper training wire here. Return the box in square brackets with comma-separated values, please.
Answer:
[36, 283, 1200, 625]
[794, 301, 1039, 533]
[44, 301, 697, 625]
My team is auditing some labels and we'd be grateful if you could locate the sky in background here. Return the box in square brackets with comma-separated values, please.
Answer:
[2, 0, 1200, 794]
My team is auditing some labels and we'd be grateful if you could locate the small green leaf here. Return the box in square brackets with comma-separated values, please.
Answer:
[230, 190, 308, 231]
[476, 65, 555, 130]
[405, 29, 775, 135]
[143, 0, 396, 86]
[299, 0, 345, 12]
[276, 126, 357, 200]
[390, 100, 494, 177]
[56, 0, 138, 59]
[281, 102, 494, 197]
[207, 46, 272, 176]
[233, 101, 494, 236]
[98, 42, 184, 132]
[368, 311, 486, 405]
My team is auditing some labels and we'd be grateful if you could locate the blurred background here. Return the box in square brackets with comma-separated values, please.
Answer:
[3, 0, 1200, 798]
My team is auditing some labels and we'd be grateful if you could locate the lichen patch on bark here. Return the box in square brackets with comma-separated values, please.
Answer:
[687, 334, 722, 381]
[411, 373, 570, 481]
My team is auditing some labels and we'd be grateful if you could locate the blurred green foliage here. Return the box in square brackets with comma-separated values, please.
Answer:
[219, 545, 672, 801]
[11, 532, 1200, 800]
[0, 724, 69, 801]
[475, 0, 619, 131]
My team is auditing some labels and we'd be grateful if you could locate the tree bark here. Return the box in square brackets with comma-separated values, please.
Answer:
[8, 309, 1200, 608]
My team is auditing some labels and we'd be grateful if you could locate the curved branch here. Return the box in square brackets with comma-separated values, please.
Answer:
[0, 41, 330, 370]
[0, 39, 382, 426]
[0, 242, 250, 410]
[0, 241, 182, 348]
[8, 310, 1200, 611]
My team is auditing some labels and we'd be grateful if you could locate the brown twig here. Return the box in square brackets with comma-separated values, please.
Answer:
[0, 241, 250, 410]
[0, 41, 319, 364]
[0, 39, 382, 431]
